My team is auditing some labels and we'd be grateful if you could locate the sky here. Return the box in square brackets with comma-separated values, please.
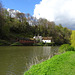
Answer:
[1, 0, 75, 30]
[2, 0, 41, 15]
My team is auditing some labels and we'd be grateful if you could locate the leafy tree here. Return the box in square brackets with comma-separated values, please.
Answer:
[16, 12, 26, 22]
[0, 1, 72, 45]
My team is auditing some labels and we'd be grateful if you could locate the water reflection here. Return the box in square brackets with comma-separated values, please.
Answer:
[0, 46, 59, 75]
[23, 46, 59, 72]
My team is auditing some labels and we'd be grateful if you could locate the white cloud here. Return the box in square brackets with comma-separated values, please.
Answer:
[33, 0, 75, 29]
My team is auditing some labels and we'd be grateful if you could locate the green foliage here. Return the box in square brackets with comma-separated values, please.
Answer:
[33, 42, 44, 46]
[59, 44, 75, 53]
[71, 30, 75, 47]
[0, 40, 10, 46]
[0, 2, 72, 45]
[24, 51, 75, 75]
[54, 26, 72, 45]
[33, 42, 54, 46]
[11, 42, 23, 46]
[44, 42, 54, 46]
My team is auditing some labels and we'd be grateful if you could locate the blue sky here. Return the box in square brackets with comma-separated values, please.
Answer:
[2, 0, 41, 15]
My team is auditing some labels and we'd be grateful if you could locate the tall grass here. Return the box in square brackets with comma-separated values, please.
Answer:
[71, 30, 75, 47]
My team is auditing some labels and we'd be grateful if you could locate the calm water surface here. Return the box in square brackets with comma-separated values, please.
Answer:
[0, 46, 59, 75]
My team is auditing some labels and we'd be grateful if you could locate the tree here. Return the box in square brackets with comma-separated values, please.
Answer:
[16, 12, 26, 22]
[0, 2, 5, 39]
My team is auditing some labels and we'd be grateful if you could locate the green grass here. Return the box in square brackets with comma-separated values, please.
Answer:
[71, 30, 75, 47]
[59, 44, 75, 53]
[11, 42, 23, 46]
[24, 51, 75, 75]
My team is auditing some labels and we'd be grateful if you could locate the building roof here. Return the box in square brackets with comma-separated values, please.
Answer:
[42, 37, 52, 40]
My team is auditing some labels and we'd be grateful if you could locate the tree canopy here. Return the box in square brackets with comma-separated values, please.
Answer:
[0, 2, 72, 45]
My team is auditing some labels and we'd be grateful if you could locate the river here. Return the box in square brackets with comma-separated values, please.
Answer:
[0, 46, 59, 75]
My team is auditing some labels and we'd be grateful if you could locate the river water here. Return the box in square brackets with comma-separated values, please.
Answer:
[0, 46, 59, 75]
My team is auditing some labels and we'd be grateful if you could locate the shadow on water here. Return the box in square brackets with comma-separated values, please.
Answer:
[0, 46, 59, 75]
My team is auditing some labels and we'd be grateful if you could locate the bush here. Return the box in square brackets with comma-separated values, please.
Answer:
[11, 42, 23, 46]
[33, 42, 55, 46]
[59, 44, 75, 53]
[0, 40, 11, 46]
[44, 42, 55, 46]
[71, 30, 75, 47]
[33, 42, 44, 46]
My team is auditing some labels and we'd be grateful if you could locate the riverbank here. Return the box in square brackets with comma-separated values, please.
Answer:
[24, 51, 75, 75]
[0, 39, 55, 46]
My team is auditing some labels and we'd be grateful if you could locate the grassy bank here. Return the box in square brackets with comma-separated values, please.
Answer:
[71, 30, 75, 47]
[33, 42, 54, 46]
[24, 51, 75, 75]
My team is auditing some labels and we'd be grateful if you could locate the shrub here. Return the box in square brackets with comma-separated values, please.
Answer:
[0, 40, 11, 46]
[33, 42, 44, 46]
[44, 43, 50, 46]
[33, 42, 54, 46]
[71, 30, 75, 47]
[59, 44, 75, 53]
[11, 42, 23, 46]
[44, 42, 55, 46]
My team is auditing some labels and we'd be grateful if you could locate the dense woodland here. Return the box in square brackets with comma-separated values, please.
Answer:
[0, 2, 72, 45]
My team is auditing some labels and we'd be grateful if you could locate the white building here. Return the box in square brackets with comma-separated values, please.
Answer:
[33, 36, 52, 43]
[33, 35, 42, 42]
[42, 37, 52, 43]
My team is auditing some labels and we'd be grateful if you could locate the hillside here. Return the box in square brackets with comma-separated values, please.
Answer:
[71, 30, 75, 47]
